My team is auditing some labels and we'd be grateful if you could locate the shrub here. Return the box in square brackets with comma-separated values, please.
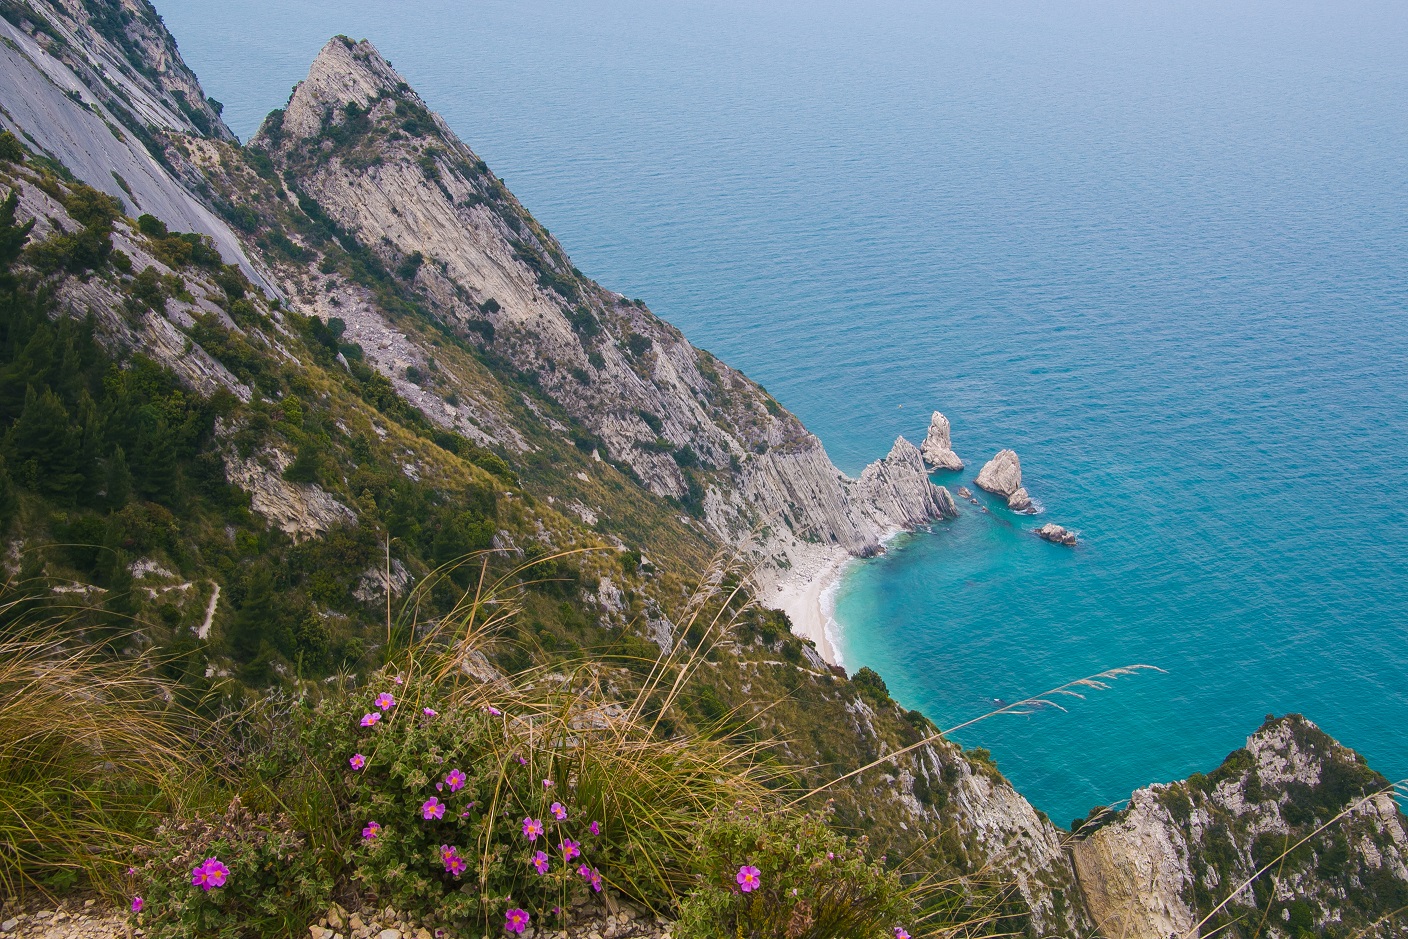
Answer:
[136, 798, 332, 939]
[675, 807, 914, 939]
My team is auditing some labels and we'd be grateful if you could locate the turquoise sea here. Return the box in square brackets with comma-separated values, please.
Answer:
[163, 0, 1408, 827]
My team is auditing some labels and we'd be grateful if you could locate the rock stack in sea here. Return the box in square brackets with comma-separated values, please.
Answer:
[920, 411, 964, 471]
[975, 449, 1033, 512]
[1035, 523, 1077, 546]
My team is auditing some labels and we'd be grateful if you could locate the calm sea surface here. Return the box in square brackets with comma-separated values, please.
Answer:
[161, 0, 1408, 826]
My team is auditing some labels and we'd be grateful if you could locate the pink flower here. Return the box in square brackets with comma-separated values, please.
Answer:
[542, 778, 553, 788]
[484, 705, 502, 716]
[516, 755, 527, 765]
[130, 896, 143, 913]
[589, 868, 603, 892]
[577, 863, 591, 879]
[445, 769, 467, 792]
[423, 707, 438, 717]
[505, 908, 530, 934]
[393, 675, 404, 685]
[736, 864, 761, 893]
[191, 857, 229, 891]
[360, 712, 381, 727]
[589, 821, 600, 836]
[440, 845, 467, 877]
[531, 850, 550, 874]
[521, 817, 543, 841]
[363, 821, 382, 840]
[375, 692, 396, 710]
[894, 929, 911, 939]
[560, 838, 580, 861]
[422, 797, 445, 820]
[349, 753, 366, 770]
[550, 801, 566, 820]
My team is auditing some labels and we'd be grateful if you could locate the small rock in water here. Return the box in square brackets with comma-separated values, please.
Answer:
[957, 486, 973, 499]
[1035, 523, 1077, 546]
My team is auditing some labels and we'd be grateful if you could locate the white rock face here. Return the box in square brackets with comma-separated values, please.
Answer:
[975, 449, 1033, 512]
[919, 411, 964, 471]
[221, 447, 357, 540]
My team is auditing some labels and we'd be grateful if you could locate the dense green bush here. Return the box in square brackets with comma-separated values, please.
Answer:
[136, 798, 332, 939]
[675, 807, 914, 939]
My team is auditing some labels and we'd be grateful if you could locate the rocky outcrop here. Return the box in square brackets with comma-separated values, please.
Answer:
[221, 446, 357, 539]
[1035, 523, 1076, 546]
[975, 449, 1033, 512]
[1070, 716, 1408, 939]
[919, 411, 964, 471]
[854, 436, 958, 528]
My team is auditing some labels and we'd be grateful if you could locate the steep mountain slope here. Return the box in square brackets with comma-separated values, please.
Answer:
[241, 37, 956, 598]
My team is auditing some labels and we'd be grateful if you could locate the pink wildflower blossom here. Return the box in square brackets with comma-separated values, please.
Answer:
[589, 821, 600, 836]
[736, 865, 761, 893]
[516, 755, 527, 765]
[349, 753, 366, 770]
[505, 908, 530, 934]
[130, 896, 143, 913]
[550, 801, 566, 820]
[895, 930, 911, 939]
[532, 850, 550, 874]
[360, 712, 381, 727]
[589, 869, 603, 892]
[421, 797, 445, 820]
[423, 707, 438, 717]
[560, 838, 580, 861]
[440, 845, 467, 877]
[191, 857, 229, 891]
[522, 817, 544, 841]
[484, 705, 502, 716]
[436, 782, 444, 791]
[375, 692, 396, 710]
[542, 778, 553, 788]
[446, 769, 467, 792]
[363, 821, 382, 840]
[393, 675, 404, 685]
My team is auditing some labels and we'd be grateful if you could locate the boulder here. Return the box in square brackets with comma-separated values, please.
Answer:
[975, 449, 1034, 512]
[920, 411, 964, 471]
[1035, 523, 1077, 546]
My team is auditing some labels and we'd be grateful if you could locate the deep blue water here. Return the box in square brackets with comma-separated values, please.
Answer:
[161, 0, 1408, 827]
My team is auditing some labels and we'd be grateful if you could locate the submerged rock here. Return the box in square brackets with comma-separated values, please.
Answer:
[1035, 523, 1077, 546]
[920, 411, 964, 471]
[975, 449, 1034, 512]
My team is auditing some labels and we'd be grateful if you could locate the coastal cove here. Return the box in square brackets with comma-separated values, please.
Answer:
[161, 0, 1408, 828]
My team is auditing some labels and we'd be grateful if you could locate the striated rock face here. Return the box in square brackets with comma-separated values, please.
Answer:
[919, 411, 964, 471]
[975, 449, 1033, 512]
[1070, 715, 1408, 939]
[250, 38, 953, 588]
[1035, 523, 1076, 546]
[0, 3, 267, 285]
[221, 445, 358, 539]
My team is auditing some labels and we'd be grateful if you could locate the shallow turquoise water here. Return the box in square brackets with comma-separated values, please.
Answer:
[162, 0, 1408, 826]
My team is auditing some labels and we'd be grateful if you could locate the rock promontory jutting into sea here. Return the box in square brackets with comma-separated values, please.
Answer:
[975, 448, 1034, 512]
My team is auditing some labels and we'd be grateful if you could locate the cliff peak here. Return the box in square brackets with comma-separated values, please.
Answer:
[269, 36, 428, 142]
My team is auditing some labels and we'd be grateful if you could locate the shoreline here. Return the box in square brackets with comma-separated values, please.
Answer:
[773, 549, 853, 666]
[771, 527, 907, 668]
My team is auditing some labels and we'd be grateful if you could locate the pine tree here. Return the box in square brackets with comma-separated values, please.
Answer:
[8, 386, 82, 500]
